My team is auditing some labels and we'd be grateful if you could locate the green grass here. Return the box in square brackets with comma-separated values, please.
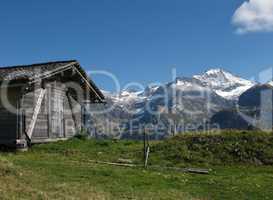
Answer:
[151, 130, 273, 167]
[0, 131, 273, 199]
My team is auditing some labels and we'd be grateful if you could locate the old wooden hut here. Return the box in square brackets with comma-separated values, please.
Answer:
[0, 60, 105, 149]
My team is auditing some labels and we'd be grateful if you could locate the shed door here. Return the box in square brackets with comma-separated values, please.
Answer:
[51, 89, 64, 138]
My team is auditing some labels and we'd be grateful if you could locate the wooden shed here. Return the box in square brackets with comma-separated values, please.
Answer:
[0, 60, 105, 149]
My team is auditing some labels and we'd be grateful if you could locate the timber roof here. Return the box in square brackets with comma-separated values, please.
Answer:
[0, 60, 77, 80]
[0, 60, 105, 102]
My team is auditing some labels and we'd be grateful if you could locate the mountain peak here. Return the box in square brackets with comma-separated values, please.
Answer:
[194, 68, 255, 100]
[202, 68, 238, 80]
[204, 68, 226, 75]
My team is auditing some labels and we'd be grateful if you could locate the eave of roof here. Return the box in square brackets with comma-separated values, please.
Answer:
[0, 60, 77, 70]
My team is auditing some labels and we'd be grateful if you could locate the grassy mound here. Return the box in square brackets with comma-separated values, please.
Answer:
[151, 131, 273, 167]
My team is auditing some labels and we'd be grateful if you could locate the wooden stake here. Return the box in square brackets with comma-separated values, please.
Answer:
[143, 129, 146, 167]
[144, 146, 150, 168]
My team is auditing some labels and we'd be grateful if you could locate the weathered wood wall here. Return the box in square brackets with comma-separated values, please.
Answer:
[0, 61, 103, 147]
[0, 79, 88, 145]
[21, 80, 83, 142]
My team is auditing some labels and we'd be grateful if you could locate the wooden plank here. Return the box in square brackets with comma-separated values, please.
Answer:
[184, 168, 210, 174]
[25, 89, 46, 140]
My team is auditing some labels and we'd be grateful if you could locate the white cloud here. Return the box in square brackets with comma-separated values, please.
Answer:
[232, 0, 273, 34]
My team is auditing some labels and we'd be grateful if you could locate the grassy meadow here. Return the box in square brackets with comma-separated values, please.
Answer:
[0, 131, 273, 199]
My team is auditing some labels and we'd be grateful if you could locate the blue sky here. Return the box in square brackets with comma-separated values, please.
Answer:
[0, 0, 273, 91]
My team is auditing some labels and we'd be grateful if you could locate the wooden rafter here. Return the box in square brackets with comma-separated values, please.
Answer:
[72, 66, 104, 102]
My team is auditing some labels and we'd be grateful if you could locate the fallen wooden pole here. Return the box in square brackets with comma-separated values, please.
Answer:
[183, 168, 210, 174]
[148, 165, 210, 174]
[79, 159, 210, 174]
[85, 159, 137, 168]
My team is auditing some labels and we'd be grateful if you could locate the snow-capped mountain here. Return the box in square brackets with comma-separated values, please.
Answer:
[109, 89, 145, 104]
[88, 68, 258, 138]
[106, 68, 255, 104]
[193, 68, 255, 100]
[101, 68, 255, 119]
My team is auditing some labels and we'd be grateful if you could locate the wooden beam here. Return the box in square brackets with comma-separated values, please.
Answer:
[71, 66, 104, 102]
[25, 89, 46, 140]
